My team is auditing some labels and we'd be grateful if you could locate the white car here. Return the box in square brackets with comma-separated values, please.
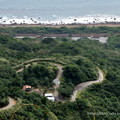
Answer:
[44, 93, 55, 102]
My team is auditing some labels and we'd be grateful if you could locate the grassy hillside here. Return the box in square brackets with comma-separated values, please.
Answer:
[0, 27, 120, 120]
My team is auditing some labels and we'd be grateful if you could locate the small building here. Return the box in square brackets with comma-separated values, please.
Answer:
[22, 85, 32, 92]
[44, 93, 55, 102]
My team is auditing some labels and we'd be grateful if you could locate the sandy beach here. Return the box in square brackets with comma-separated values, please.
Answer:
[0, 23, 120, 28]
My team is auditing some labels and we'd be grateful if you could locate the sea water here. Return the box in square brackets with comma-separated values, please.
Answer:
[0, 0, 120, 24]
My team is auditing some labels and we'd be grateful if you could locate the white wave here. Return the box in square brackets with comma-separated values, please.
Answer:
[0, 14, 120, 25]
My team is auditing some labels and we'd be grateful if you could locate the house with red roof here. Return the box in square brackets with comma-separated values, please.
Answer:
[22, 85, 32, 92]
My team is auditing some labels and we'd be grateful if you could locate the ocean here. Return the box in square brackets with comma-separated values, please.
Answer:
[0, 0, 120, 24]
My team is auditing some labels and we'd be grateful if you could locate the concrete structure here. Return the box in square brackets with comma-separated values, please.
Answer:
[14, 34, 41, 39]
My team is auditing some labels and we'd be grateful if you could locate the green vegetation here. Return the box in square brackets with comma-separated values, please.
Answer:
[0, 27, 120, 120]
[58, 58, 98, 98]
[23, 63, 57, 87]
[1, 26, 120, 35]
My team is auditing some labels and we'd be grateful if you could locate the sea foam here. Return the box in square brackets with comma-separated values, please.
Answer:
[0, 15, 120, 25]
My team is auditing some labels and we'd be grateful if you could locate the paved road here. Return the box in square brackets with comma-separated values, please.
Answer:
[16, 61, 64, 100]
[71, 69, 104, 101]
[0, 97, 16, 111]
[16, 64, 31, 73]
[15, 59, 104, 102]
[52, 63, 63, 101]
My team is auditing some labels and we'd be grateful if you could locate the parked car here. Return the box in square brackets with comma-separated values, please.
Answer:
[44, 93, 55, 102]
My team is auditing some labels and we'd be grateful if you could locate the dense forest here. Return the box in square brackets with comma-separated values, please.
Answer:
[0, 26, 120, 120]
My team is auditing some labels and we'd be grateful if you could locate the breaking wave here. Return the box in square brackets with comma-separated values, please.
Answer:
[0, 14, 120, 25]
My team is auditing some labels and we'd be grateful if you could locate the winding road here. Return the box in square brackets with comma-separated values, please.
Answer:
[52, 63, 63, 101]
[0, 97, 16, 111]
[0, 58, 104, 112]
[50, 63, 104, 102]
[15, 59, 104, 102]
[71, 69, 104, 101]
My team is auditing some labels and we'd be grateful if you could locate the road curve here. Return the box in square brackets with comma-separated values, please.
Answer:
[15, 59, 104, 102]
[15, 61, 63, 100]
[52, 63, 63, 100]
[71, 69, 104, 102]
[0, 97, 16, 111]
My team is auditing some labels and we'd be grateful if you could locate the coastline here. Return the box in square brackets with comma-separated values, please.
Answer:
[1, 23, 120, 28]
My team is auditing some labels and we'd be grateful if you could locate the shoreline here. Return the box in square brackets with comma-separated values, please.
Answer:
[1, 23, 120, 28]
